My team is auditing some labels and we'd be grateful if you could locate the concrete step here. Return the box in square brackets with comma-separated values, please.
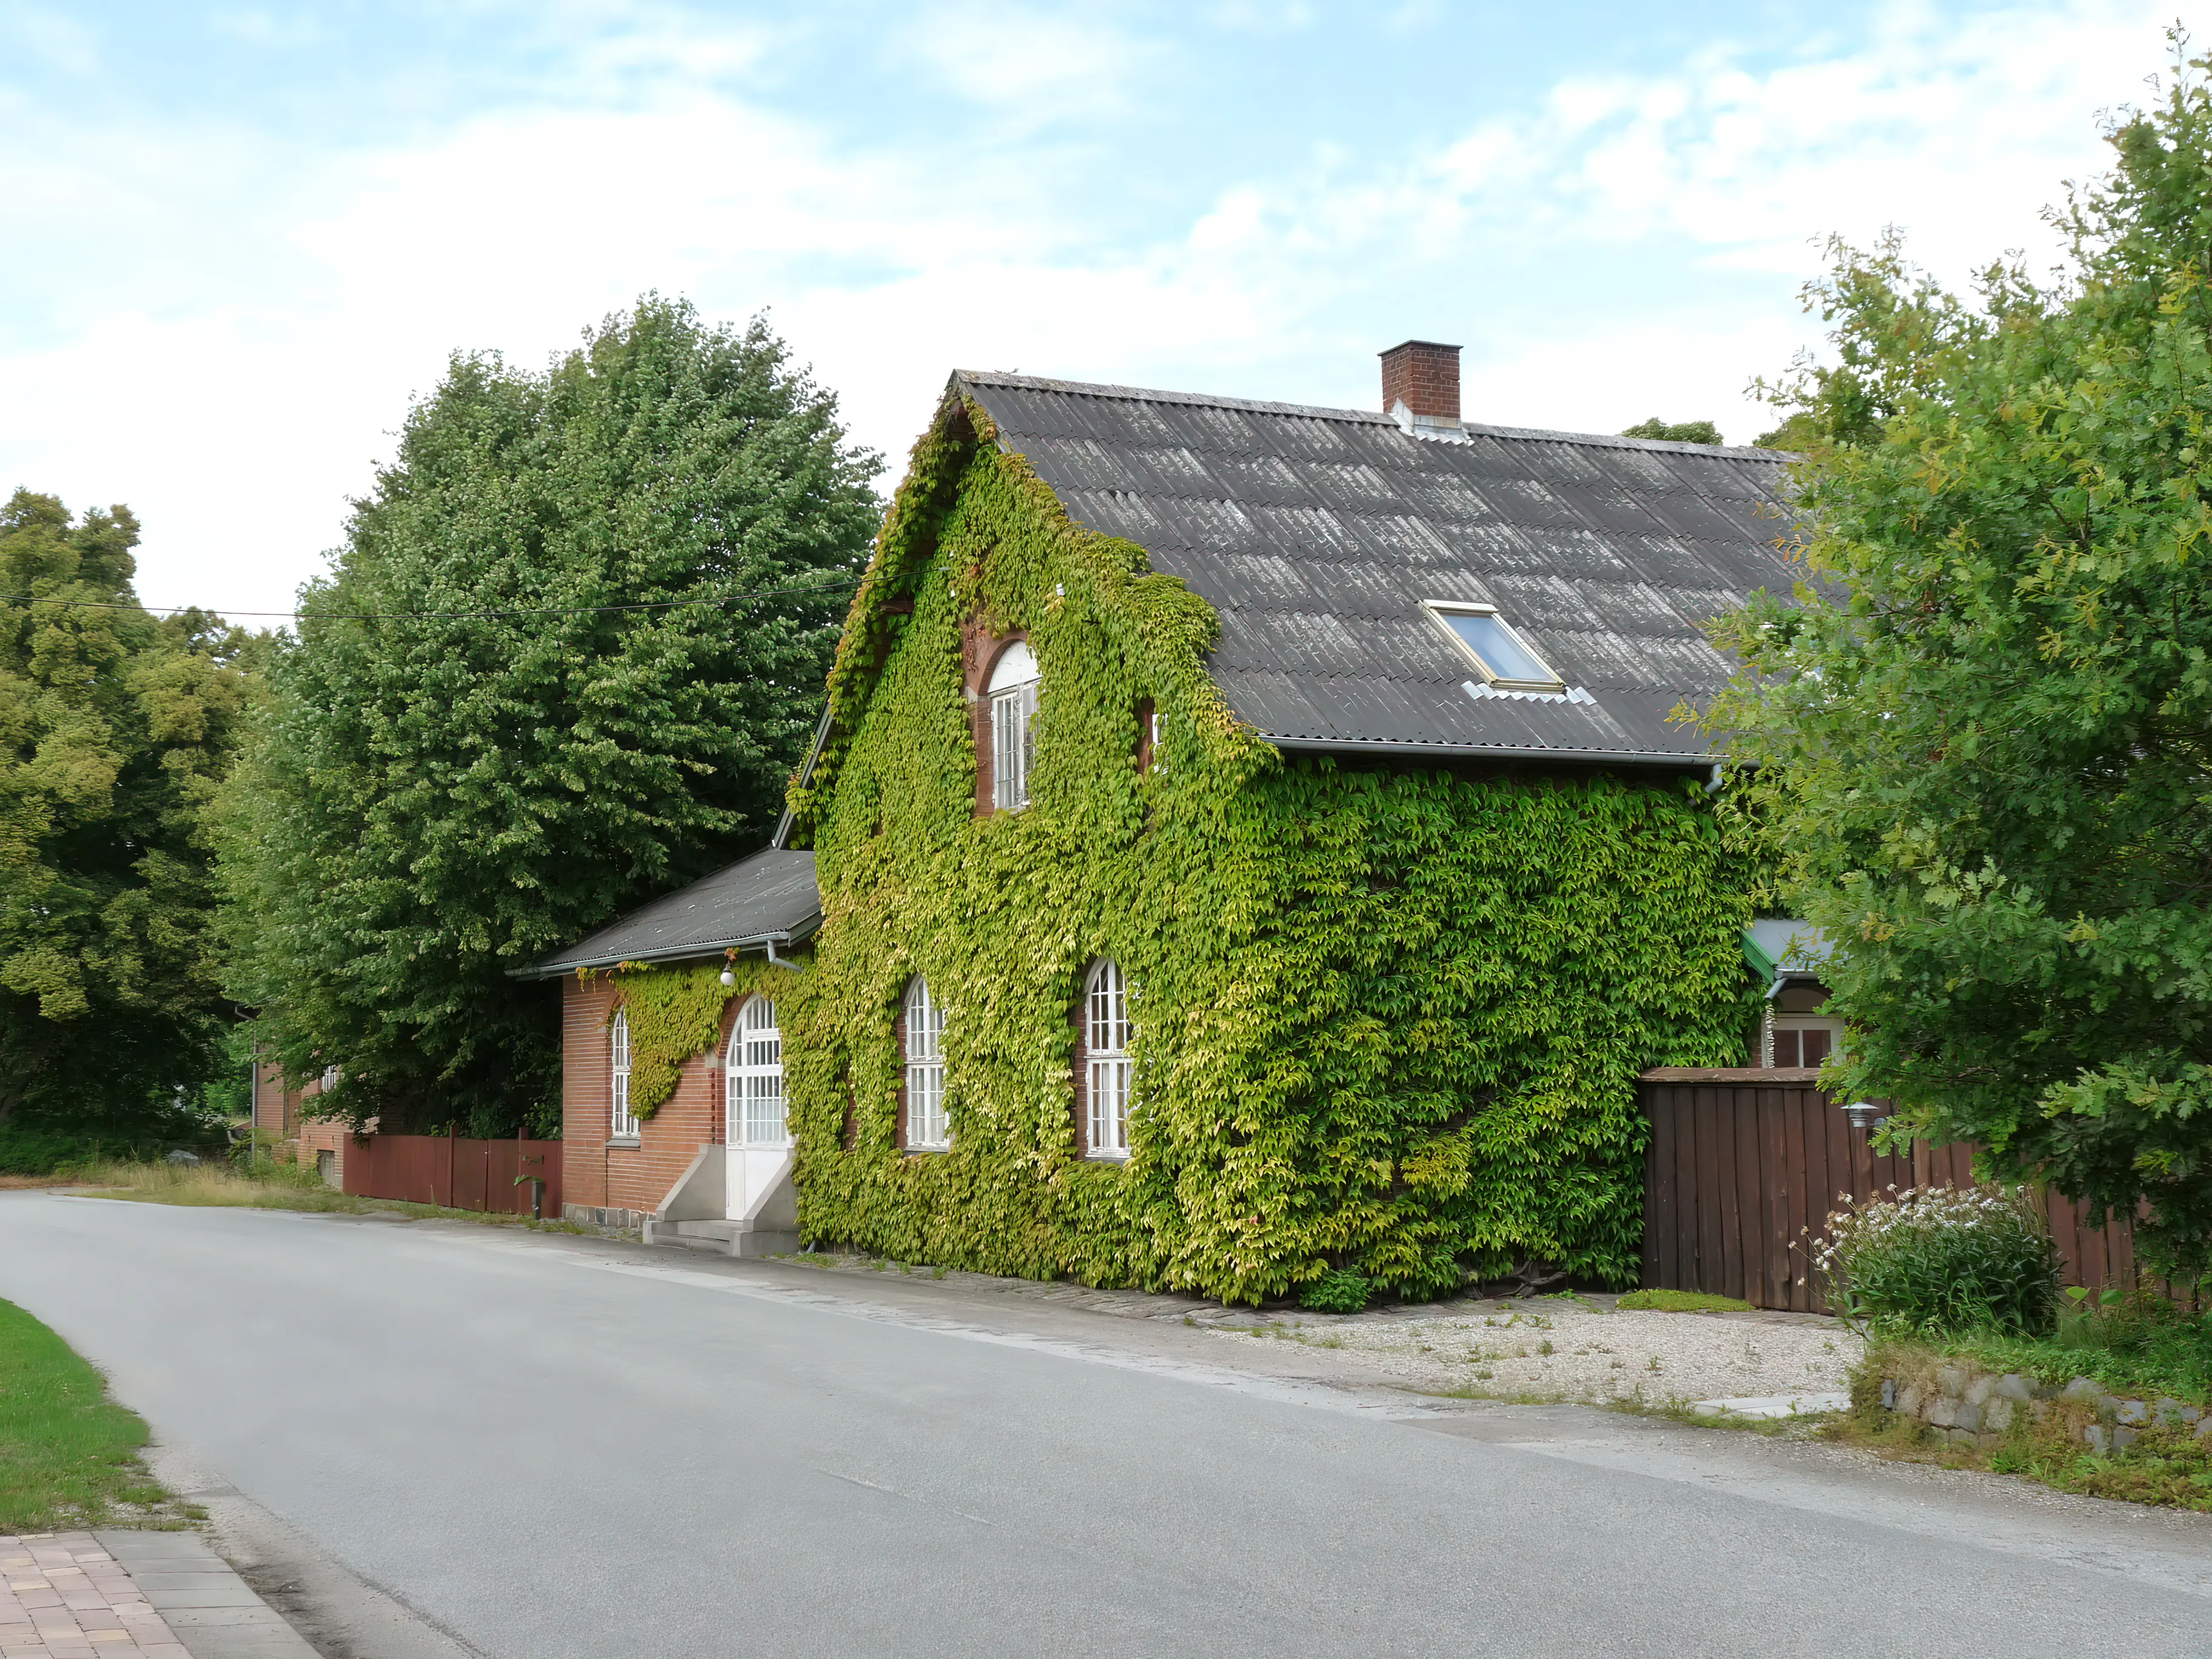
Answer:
[642, 1218, 801, 1259]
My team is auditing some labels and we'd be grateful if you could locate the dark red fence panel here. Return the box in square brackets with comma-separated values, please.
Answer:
[1639, 1069, 2162, 1313]
[342, 1133, 561, 1218]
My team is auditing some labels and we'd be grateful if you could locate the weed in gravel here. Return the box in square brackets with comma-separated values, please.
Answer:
[1539, 1339, 1556, 1356]
[1615, 1290, 1752, 1314]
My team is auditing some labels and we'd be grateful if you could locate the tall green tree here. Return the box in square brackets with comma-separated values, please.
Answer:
[0, 491, 256, 1132]
[1707, 42, 2212, 1279]
[221, 298, 880, 1135]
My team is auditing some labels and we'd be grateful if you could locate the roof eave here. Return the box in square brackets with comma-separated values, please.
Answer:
[508, 914, 823, 982]
[1262, 735, 1715, 769]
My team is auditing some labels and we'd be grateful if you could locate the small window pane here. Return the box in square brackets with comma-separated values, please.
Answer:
[992, 682, 1036, 810]
[1441, 611, 1557, 686]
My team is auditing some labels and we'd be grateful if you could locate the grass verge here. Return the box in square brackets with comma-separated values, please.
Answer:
[1841, 1321, 2212, 1512]
[78, 1159, 595, 1233]
[0, 1297, 197, 1532]
[1834, 1388, 2212, 1512]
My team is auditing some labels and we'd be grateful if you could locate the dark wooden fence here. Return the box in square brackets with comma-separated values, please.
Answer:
[342, 1131, 562, 1219]
[1640, 1068, 2147, 1314]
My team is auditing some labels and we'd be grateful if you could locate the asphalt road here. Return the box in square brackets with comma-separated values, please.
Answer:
[5, 1192, 2211, 1658]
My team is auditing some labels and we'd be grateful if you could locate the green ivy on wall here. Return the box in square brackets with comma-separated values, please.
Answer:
[592, 956, 796, 1120]
[757, 394, 1764, 1304]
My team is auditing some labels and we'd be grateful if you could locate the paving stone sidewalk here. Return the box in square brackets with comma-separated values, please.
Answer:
[2, 1532, 313, 1659]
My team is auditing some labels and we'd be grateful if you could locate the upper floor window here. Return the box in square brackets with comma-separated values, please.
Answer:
[1421, 600, 1563, 693]
[728, 996, 786, 1147]
[319, 1064, 340, 1093]
[905, 976, 948, 1150]
[1769, 1019, 1843, 1069]
[1085, 959, 1131, 1159]
[609, 1010, 638, 1141]
[988, 640, 1039, 811]
[1135, 697, 1159, 777]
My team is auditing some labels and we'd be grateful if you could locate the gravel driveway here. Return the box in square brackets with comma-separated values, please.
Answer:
[1204, 1299, 1862, 1405]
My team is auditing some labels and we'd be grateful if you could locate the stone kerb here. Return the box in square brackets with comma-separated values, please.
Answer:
[1877, 1359, 2208, 1455]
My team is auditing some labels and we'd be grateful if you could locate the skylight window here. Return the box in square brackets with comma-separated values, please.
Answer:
[1421, 602, 1563, 692]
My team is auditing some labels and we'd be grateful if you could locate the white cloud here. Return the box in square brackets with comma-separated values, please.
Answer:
[0, 0, 2188, 619]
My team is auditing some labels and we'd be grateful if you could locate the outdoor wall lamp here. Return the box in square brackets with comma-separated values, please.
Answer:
[1842, 1101, 1883, 1131]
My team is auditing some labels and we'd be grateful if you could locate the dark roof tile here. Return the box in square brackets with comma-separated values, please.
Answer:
[961, 370, 1799, 765]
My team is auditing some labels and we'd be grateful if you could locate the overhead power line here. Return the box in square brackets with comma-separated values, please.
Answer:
[0, 572, 870, 623]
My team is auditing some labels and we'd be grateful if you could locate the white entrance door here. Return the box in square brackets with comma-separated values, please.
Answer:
[725, 995, 793, 1221]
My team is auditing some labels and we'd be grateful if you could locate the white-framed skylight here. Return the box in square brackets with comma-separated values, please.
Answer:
[1420, 600, 1564, 692]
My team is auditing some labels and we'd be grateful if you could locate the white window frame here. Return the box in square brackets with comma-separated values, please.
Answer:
[319, 1064, 339, 1093]
[1419, 600, 1564, 692]
[727, 995, 788, 1147]
[609, 1010, 638, 1141]
[904, 976, 948, 1151]
[988, 642, 1039, 811]
[1085, 959, 1131, 1160]
[1768, 1015, 1847, 1070]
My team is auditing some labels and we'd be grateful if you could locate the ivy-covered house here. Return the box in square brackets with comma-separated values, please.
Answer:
[521, 341, 1800, 1305]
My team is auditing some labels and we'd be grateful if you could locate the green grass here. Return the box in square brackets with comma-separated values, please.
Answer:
[1614, 1289, 1754, 1314]
[79, 1159, 594, 1233]
[0, 1297, 192, 1532]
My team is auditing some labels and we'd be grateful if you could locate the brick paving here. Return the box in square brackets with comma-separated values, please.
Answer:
[1, 1533, 187, 1658]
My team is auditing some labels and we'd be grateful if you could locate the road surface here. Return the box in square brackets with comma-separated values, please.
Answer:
[4, 1191, 2208, 1657]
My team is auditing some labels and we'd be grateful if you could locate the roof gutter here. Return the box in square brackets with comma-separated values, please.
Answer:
[506, 914, 822, 982]
[773, 705, 837, 851]
[1263, 735, 1715, 770]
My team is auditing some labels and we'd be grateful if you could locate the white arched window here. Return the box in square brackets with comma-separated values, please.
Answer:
[988, 640, 1039, 811]
[727, 996, 786, 1146]
[904, 977, 948, 1150]
[609, 1010, 637, 1141]
[1085, 960, 1131, 1159]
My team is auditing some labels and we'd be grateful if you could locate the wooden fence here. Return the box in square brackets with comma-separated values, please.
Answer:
[341, 1131, 563, 1219]
[1639, 1068, 2147, 1314]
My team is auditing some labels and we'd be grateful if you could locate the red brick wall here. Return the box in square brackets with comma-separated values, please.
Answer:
[250, 1061, 301, 1142]
[560, 974, 741, 1224]
[297, 1119, 348, 1185]
[1379, 340, 1460, 421]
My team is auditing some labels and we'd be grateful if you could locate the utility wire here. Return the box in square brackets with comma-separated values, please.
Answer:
[0, 572, 870, 623]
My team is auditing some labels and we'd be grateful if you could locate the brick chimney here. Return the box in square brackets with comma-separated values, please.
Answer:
[1379, 340, 1461, 429]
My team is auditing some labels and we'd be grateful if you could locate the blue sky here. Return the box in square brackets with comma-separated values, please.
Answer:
[0, 1, 2185, 617]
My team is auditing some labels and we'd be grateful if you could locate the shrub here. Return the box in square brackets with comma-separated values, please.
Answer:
[1300, 1268, 1373, 1314]
[1814, 1185, 2060, 1336]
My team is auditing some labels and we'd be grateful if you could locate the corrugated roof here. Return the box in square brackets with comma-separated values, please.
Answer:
[959, 371, 1803, 765]
[514, 850, 820, 979]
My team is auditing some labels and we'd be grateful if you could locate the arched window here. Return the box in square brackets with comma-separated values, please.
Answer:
[609, 1010, 637, 1141]
[988, 640, 1039, 811]
[904, 976, 948, 1150]
[1085, 959, 1131, 1159]
[727, 996, 786, 1146]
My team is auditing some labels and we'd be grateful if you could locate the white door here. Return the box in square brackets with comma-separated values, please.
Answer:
[725, 996, 793, 1221]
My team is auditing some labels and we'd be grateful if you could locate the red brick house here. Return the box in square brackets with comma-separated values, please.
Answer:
[517, 851, 819, 1243]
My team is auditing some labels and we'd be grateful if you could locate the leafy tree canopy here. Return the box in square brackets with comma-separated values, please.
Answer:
[1708, 39, 2212, 1279]
[1620, 417, 1724, 445]
[0, 490, 259, 1131]
[220, 297, 880, 1136]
